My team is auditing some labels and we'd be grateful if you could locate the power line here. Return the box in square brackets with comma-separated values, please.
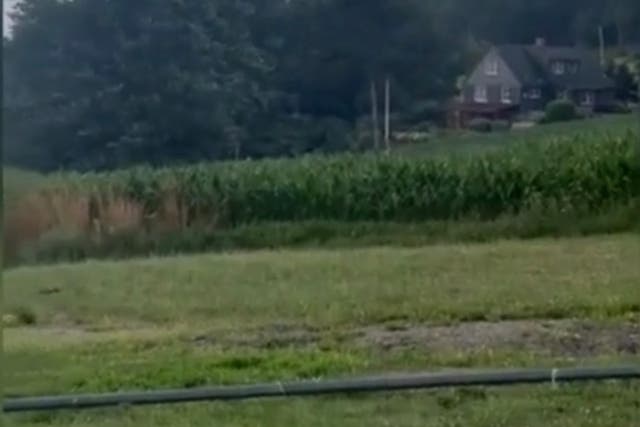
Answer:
[4, 365, 639, 413]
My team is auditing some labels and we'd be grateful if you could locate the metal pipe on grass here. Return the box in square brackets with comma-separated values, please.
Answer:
[4, 366, 639, 413]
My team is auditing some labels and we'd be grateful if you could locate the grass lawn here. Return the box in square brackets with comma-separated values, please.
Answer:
[395, 114, 639, 157]
[3, 234, 640, 426]
[5, 234, 640, 329]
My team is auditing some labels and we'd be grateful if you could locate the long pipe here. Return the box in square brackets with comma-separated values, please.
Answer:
[4, 366, 639, 413]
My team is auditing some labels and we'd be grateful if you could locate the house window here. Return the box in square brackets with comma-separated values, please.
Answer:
[501, 87, 513, 104]
[580, 91, 595, 106]
[485, 59, 499, 76]
[474, 85, 488, 103]
[551, 61, 565, 75]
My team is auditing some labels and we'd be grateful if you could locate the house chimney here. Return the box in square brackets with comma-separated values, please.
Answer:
[535, 37, 546, 47]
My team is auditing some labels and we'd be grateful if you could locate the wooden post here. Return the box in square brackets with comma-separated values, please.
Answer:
[370, 78, 380, 151]
[384, 76, 391, 153]
[598, 26, 606, 67]
[233, 140, 240, 160]
[228, 126, 241, 160]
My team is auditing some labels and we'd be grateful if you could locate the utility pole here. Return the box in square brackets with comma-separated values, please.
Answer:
[598, 26, 606, 67]
[384, 76, 391, 153]
[370, 79, 380, 151]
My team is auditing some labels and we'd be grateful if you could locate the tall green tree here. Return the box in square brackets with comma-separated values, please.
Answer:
[433, 0, 640, 46]
[255, 0, 462, 121]
[4, 0, 271, 170]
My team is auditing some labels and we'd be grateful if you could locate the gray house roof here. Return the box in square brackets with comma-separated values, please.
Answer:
[495, 44, 614, 90]
[495, 45, 547, 86]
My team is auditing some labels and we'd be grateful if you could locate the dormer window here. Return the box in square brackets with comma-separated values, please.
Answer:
[551, 60, 579, 75]
[485, 59, 499, 76]
[551, 61, 565, 75]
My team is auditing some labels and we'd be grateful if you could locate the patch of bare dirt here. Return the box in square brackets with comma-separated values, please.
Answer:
[191, 323, 323, 349]
[11, 318, 640, 359]
[356, 320, 640, 357]
[190, 319, 640, 358]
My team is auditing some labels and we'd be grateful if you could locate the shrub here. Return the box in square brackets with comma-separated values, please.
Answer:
[468, 118, 492, 132]
[528, 111, 547, 124]
[409, 121, 433, 133]
[405, 100, 444, 123]
[491, 120, 511, 131]
[544, 99, 578, 123]
[3, 307, 37, 326]
[597, 103, 632, 114]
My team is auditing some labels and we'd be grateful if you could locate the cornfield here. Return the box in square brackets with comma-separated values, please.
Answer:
[25, 131, 640, 223]
[4, 130, 640, 263]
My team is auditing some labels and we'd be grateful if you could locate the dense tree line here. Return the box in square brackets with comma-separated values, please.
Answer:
[3, 0, 640, 171]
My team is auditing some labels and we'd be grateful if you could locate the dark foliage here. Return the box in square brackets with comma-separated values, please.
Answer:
[3, 0, 640, 171]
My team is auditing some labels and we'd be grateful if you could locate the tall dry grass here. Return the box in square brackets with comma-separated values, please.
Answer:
[3, 188, 219, 263]
[4, 191, 90, 260]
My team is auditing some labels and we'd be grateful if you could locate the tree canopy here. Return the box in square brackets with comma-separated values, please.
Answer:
[4, 0, 640, 171]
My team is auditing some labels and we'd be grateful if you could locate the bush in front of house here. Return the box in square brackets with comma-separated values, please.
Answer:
[597, 102, 632, 114]
[491, 120, 511, 131]
[543, 99, 578, 123]
[409, 121, 433, 133]
[468, 118, 492, 132]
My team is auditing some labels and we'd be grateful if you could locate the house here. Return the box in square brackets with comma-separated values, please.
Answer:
[450, 38, 616, 128]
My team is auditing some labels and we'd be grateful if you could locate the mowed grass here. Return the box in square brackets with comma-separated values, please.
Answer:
[5, 334, 640, 426]
[395, 114, 639, 157]
[4, 234, 640, 427]
[5, 234, 640, 330]
[5, 341, 640, 427]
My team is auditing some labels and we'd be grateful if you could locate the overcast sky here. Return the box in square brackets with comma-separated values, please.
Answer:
[3, 0, 18, 36]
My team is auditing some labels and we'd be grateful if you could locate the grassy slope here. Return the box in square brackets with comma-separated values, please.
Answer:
[395, 114, 639, 157]
[5, 234, 640, 329]
[4, 234, 640, 427]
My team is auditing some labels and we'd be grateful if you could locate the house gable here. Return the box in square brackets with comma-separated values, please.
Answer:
[467, 48, 522, 88]
[464, 48, 523, 105]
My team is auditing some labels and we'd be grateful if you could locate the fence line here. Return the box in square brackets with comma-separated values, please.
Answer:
[4, 365, 639, 413]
